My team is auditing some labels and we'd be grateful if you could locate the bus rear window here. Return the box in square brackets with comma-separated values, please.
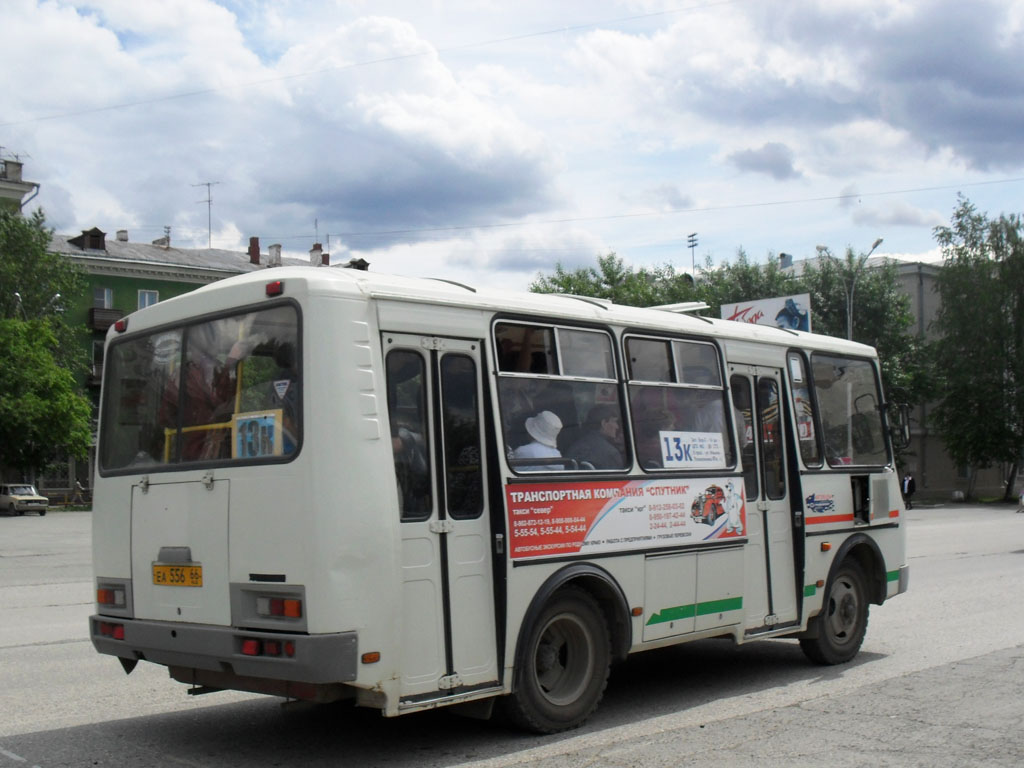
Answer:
[100, 304, 300, 472]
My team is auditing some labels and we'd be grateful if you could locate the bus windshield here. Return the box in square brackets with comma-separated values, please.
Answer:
[99, 303, 300, 473]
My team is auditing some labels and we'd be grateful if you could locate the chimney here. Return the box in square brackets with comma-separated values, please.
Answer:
[2, 159, 22, 182]
[322, 251, 330, 266]
[116, 229, 128, 242]
[248, 236, 260, 265]
[779, 252, 793, 269]
[268, 243, 282, 267]
[310, 243, 322, 267]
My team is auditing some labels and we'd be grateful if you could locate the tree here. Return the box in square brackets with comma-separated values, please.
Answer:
[531, 248, 927, 416]
[801, 249, 928, 411]
[530, 252, 696, 307]
[694, 248, 796, 316]
[0, 209, 91, 478]
[930, 197, 1024, 500]
[0, 318, 92, 477]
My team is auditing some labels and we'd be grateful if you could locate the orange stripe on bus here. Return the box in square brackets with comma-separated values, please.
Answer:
[805, 514, 855, 525]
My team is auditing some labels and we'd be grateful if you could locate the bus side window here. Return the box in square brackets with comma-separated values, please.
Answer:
[626, 336, 734, 471]
[787, 352, 822, 467]
[495, 322, 626, 472]
[386, 350, 432, 520]
[441, 354, 483, 519]
[730, 375, 759, 502]
[757, 378, 786, 500]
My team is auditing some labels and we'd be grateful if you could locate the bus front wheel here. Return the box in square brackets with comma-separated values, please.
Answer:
[800, 559, 869, 665]
[504, 586, 611, 733]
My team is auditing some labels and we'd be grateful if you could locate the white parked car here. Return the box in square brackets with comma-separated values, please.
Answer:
[1, 484, 48, 516]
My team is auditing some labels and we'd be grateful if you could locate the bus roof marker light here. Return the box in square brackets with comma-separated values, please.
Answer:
[114, 318, 128, 333]
[266, 280, 284, 297]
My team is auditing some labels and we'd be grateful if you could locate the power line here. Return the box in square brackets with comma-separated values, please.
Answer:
[301, 175, 1024, 243]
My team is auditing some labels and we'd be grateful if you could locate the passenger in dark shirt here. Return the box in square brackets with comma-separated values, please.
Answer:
[567, 404, 625, 470]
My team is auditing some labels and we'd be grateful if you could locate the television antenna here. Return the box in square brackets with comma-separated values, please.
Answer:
[193, 181, 221, 248]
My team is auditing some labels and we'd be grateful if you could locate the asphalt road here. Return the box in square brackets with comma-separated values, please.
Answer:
[1, 505, 1022, 767]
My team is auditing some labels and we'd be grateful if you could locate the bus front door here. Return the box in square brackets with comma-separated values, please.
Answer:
[385, 334, 499, 702]
[730, 366, 799, 632]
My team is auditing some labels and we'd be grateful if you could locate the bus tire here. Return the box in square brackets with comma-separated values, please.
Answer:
[504, 586, 611, 733]
[800, 559, 869, 665]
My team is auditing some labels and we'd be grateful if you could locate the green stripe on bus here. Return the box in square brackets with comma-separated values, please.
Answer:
[646, 597, 743, 625]
[886, 570, 900, 582]
[804, 584, 817, 597]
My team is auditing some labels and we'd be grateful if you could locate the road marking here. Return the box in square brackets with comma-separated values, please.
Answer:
[0, 746, 41, 768]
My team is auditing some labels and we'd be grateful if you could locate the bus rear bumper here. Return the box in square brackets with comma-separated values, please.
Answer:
[89, 615, 358, 685]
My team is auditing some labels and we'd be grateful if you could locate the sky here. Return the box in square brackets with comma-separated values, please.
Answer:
[3, 0, 1023, 291]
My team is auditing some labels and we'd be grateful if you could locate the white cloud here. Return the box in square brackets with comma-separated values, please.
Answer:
[2, 0, 1023, 290]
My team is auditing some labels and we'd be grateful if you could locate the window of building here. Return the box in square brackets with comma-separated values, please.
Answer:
[138, 290, 159, 309]
[92, 340, 105, 379]
[94, 287, 113, 309]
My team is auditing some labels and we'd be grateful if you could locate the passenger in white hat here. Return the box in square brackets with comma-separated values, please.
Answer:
[511, 410, 563, 470]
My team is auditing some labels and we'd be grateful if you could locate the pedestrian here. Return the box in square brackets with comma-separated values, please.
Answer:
[902, 471, 916, 510]
[72, 478, 87, 505]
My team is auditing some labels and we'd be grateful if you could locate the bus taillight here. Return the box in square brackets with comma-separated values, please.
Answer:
[256, 596, 302, 619]
[96, 584, 126, 609]
[98, 622, 125, 640]
[238, 637, 296, 658]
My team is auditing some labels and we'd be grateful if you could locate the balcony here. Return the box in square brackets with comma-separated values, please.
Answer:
[88, 307, 124, 331]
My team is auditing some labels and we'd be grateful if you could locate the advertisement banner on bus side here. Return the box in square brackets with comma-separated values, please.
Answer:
[505, 478, 747, 560]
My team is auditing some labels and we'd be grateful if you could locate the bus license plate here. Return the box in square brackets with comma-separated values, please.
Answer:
[152, 564, 203, 587]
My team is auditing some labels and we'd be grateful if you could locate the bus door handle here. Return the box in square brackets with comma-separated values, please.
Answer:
[429, 520, 454, 534]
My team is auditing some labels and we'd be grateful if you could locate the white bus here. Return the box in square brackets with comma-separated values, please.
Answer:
[90, 266, 909, 733]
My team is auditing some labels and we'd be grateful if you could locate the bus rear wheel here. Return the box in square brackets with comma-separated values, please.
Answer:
[504, 586, 611, 733]
[800, 559, 869, 665]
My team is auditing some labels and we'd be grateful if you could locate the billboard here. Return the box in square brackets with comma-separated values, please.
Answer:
[720, 293, 811, 331]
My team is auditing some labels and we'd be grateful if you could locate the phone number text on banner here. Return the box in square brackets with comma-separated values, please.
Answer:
[505, 478, 746, 560]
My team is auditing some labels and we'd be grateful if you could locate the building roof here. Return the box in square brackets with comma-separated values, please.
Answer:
[51, 228, 309, 284]
[781, 252, 944, 279]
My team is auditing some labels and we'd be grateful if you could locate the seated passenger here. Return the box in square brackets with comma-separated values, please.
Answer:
[566, 404, 625, 469]
[510, 410, 563, 470]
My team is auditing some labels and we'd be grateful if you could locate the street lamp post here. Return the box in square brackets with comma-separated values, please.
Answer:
[846, 238, 883, 340]
[688, 233, 698, 279]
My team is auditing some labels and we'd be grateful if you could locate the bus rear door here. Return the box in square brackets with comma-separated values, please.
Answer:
[385, 334, 499, 702]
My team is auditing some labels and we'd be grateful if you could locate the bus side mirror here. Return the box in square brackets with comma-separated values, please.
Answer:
[891, 404, 911, 450]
